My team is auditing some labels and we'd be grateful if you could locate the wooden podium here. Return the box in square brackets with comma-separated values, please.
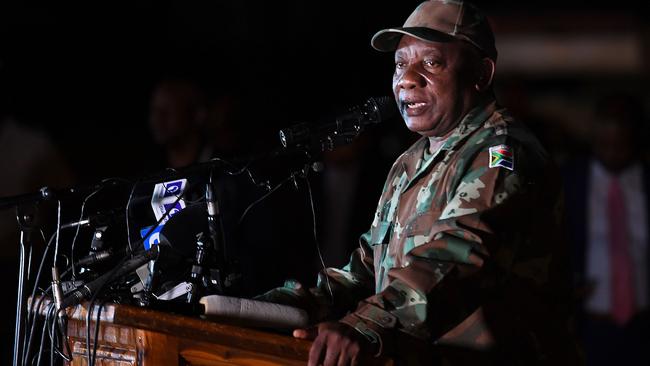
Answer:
[33, 297, 392, 365]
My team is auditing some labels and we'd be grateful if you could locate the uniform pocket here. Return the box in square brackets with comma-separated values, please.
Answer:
[404, 212, 436, 238]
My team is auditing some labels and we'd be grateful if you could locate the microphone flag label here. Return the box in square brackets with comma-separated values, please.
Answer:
[150, 178, 188, 222]
[159, 180, 185, 198]
[144, 178, 188, 250]
[140, 225, 163, 250]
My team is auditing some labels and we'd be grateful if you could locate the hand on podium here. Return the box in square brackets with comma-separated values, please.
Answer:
[293, 321, 378, 366]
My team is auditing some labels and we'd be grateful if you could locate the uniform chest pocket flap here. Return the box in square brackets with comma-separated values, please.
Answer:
[404, 212, 436, 238]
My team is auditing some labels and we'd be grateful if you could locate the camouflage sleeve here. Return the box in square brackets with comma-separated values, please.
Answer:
[254, 231, 376, 323]
[339, 138, 553, 356]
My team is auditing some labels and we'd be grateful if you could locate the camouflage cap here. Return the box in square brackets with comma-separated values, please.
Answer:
[371, 0, 497, 61]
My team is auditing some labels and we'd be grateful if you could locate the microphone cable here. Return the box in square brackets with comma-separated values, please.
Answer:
[305, 176, 334, 302]
[238, 174, 294, 226]
[71, 187, 103, 279]
[22, 232, 56, 365]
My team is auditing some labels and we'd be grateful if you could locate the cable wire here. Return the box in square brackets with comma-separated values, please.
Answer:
[90, 301, 106, 366]
[35, 305, 50, 366]
[23, 233, 56, 365]
[305, 176, 334, 302]
[124, 180, 139, 255]
[52, 201, 62, 269]
[238, 174, 293, 225]
[71, 187, 102, 279]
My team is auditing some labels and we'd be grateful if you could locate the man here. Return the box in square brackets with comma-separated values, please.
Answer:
[258, 1, 576, 364]
[149, 78, 212, 168]
[563, 94, 649, 366]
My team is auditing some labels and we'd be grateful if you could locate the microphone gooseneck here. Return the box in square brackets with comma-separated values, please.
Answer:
[278, 96, 397, 151]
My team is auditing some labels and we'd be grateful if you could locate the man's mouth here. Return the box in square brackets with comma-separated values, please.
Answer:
[406, 102, 426, 109]
[401, 100, 429, 116]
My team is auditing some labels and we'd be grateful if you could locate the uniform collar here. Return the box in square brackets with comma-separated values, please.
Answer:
[402, 98, 498, 186]
[439, 97, 497, 152]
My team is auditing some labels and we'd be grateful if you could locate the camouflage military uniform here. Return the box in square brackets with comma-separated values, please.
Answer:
[258, 98, 575, 364]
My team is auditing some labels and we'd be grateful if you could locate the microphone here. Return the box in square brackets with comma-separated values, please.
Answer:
[75, 249, 114, 267]
[60, 218, 90, 230]
[205, 183, 223, 255]
[200, 294, 308, 329]
[61, 280, 85, 295]
[51, 267, 67, 327]
[60, 209, 121, 230]
[60, 246, 160, 309]
[278, 96, 397, 151]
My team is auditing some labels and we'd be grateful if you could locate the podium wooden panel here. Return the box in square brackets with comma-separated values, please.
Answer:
[32, 297, 392, 366]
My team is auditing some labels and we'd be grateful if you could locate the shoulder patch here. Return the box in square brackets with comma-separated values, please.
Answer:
[489, 144, 514, 171]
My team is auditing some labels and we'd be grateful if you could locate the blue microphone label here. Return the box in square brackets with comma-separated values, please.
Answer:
[151, 178, 188, 222]
[140, 225, 163, 250]
[160, 180, 185, 198]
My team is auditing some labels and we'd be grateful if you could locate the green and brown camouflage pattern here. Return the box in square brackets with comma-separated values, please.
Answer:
[257, 99, 576, 364]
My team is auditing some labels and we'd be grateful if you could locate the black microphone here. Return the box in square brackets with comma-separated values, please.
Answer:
[75, 249, 114, 267]
[205, 184, 220, 249]
[278, 96, 397, 151]
[60, 246, 160, 309]
[60, 209, 122, 230]
[61, 280, 85, 295]
[51, 267, 67, 327]
[60, 218, 91, 230]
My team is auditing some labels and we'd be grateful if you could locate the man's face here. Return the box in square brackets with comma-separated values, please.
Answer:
[149, 85, 199, 146]
[393, 36, 478, 137]
[593, 120, 636, 172]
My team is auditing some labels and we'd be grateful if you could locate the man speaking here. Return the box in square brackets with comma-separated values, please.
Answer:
[259, 1, 578, 364]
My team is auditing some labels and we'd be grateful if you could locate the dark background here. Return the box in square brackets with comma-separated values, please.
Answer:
[1, 0, 649, 363]
[1, 0, 648, 180]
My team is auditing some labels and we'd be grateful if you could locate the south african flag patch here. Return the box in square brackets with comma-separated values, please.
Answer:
[489, 144, 514, 171]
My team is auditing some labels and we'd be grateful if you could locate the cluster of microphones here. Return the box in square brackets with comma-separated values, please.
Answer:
[12, 96, 399, 366]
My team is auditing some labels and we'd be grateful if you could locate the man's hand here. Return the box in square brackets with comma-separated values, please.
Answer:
[293, 322, 375, 366]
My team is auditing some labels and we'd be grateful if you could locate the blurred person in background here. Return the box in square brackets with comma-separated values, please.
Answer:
[564, 93, 650, 366]
[149, 78, 212, 168]
[205, 93, 244, 159]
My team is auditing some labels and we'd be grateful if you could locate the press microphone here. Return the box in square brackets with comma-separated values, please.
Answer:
[205, 184, 224, 255]
[61, 280, 85, 295]
[51, 267, 67, 327]
[60, 209, 121, 230]
[75, 249, 114, 267]
[60, 218, 90, 230]
[278, 96, 397, 151]
[60, 246, 160, 309]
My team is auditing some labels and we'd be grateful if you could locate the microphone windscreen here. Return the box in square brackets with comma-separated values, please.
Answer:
[369, 96, 398, 123]
[200, 295, 309, 329]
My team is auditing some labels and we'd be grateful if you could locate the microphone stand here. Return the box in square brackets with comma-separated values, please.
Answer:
[1, 184, 116, 366]
[13, 205, 36, 366]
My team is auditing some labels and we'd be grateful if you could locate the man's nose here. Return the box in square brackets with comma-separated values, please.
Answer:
[397, 66, 426, 90]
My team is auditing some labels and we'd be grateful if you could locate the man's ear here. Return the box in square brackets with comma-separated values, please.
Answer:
[475, 57, 495, 92]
